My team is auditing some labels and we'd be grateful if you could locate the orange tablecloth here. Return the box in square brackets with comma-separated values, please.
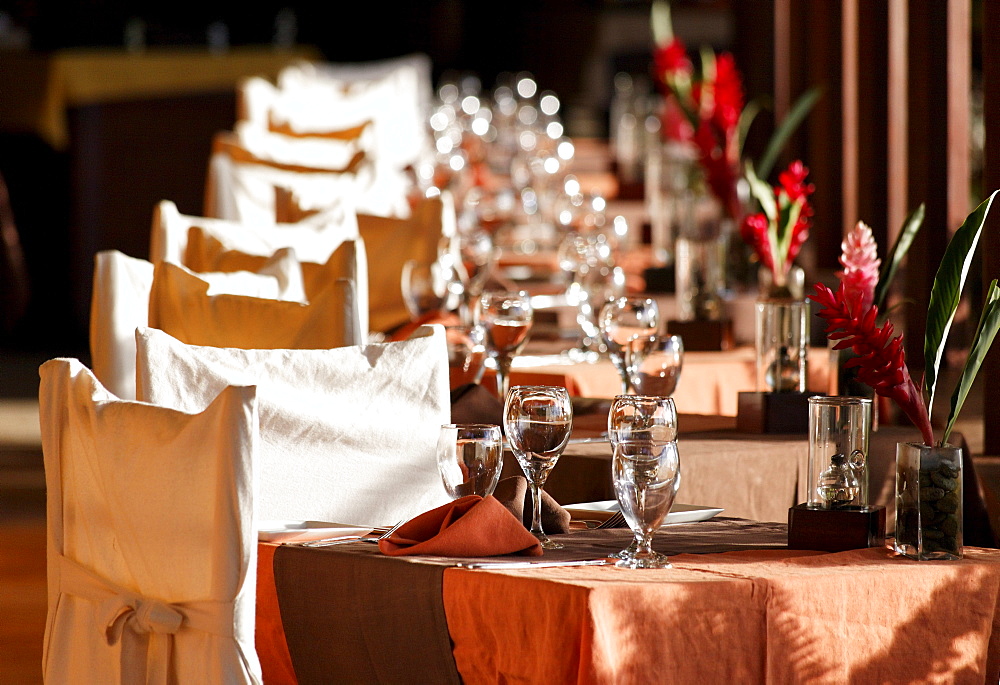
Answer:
[506, 346, 830, 416]
[443, 546, 1000, 684]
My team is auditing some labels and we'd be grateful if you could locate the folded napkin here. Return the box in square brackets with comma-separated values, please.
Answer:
[450, 383, 503, 425]
[493, 476, 572, 535]
[379, 495, 542, 557]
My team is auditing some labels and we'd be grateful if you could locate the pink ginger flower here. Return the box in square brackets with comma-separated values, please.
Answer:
[837, 221, 881, 312]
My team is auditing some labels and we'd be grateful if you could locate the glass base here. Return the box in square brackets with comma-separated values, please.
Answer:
[537, 534, 564, 550]
[615, 551, 671, 569]
[892, 541, 962, 562]
[609, 539, 638, 560]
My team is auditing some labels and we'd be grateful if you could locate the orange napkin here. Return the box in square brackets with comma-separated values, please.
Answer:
[378, 495, 543, 557]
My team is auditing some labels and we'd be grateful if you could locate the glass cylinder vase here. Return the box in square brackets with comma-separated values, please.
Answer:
[894, 442, 963, 560]
[754, 299, 808, 392]
[807, 396, 872, 510]
[675, 193, 728, 322]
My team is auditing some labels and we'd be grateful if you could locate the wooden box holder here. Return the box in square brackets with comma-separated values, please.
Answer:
[787, 503, 887, 552]
[736, 391, 824, 434]
[666, 319, 734, 352]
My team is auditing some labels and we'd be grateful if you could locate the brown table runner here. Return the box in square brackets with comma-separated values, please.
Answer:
[273, 543, 462, 685]
[269, 518, 787, 683]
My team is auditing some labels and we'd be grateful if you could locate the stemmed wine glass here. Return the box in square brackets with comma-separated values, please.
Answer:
[479, 290, 533, 400]
[628, 334, 684, 396]
[608, 395, 679, 563]
[401, 259, 464, 320]
[437, 423, 503, 498]
[599, 296, 660, 394]
[504, 385, 573, 548]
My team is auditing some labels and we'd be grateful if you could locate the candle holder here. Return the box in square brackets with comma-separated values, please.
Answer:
[788, 396, 886, 552]
[737, 298, 815, 433]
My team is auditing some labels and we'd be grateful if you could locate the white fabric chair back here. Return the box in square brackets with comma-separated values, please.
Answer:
[135, 325, 452, 526]
[39, 358, 261, 684]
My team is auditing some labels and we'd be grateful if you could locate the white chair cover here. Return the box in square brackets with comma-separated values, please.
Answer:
[90, 248, 326, 401]
[150, 200, 368, 337]
[39, 358, 261, 684]
[134, 325, 452, 526]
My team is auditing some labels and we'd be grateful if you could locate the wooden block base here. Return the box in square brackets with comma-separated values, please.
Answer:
[666, 319, 733, 351]
[788, 503, 887, 552]
[643, 266, 675, 293]
[736, 391, 824, 433]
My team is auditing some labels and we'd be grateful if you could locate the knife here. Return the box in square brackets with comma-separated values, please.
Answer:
[455, 559, 614, 570]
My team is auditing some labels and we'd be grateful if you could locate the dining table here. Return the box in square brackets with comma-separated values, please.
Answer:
[255, 516, 1000, 684]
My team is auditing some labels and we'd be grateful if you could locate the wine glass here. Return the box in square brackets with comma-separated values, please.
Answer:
[628, 335, 684, 396]
[612, 438, 681, 569]
[599, 296, 660, 394]
[503, 385, 573, 548]
[479, 290, 533, 400]
[401, 259, 463, 320]
[608, 395, 679, 561]
[443, 324, 487, 390]
[437, 423, 503, 498]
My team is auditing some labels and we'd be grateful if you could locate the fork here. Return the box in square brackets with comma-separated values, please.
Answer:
[297, 519, 405, 548]
[595, 510, 627, 530]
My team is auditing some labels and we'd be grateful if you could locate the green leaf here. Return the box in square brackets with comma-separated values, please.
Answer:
[757, 86, 823, 181]
[744, 162, 776, 220]
[737, 98, 763, 159]
[651, 1, 673, 46]
[924, 190, 1000, 419]
[943, 280, 1000, 444]
[873, 203, 924, 312]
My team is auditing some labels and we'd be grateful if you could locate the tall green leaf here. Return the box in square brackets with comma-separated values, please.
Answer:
[924, 190, 999, 418]
[756, 85, 823, 181]
[744, 162, 776, 220]
[737, 98, 763, 159]
[651, 0, 673, 45]
[873, 203, 924, 312]
[943, 280, 1000, 445]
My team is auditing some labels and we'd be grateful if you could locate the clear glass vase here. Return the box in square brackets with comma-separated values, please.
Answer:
[674, 193, 729, 322]
[894, 442, 963, 560]
[754, 299, 808, 392]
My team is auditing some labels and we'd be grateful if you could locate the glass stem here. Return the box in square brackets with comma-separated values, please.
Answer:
[496, 355, 513, 399]
[620, 344, 633, 394]
[529, 481, 545, 537]
[636, 531, 653, 558]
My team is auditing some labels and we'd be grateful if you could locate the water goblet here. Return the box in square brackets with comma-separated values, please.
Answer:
[608, 395, 679, 559]
[503, 385, 573, 548]
[479, 290, 533, 400]
[628, 334, 684, 396]
[401, 259, 463, 320]
[437, 424, 503, 498]
[443, 324, 487, 390]
[612, 438, 681, 569]
[599, 296, 660, 394]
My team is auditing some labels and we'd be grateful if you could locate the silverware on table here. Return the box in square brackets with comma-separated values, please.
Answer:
[455, 559, 615, 570]
[296, 519, 406, 548]
[595, 510, 627, 530]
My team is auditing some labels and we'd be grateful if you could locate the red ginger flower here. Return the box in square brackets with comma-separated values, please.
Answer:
[810, 282, 934, 446]
[837, 221, 881, 312]
[778, 160, 815, 203]
[654, 37, 692, 81]
[711, 53, 744, 133]
[740, 212, 773, 271]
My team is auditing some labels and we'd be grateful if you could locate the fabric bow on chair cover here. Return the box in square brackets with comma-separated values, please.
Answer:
[39, 358, 261, 684]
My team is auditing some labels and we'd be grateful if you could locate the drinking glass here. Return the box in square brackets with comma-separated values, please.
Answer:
[608, 394, 679, 561]
[437, 424, 503, 498]
[612, 438, 681, 569]
[599, 296, 660, 394]
[628, 335, 684, 396]
[503, 385, 573, 548]
[443, 324, 487, 389]
[480, 290, 533, 400]
[401, 259, 463, 320]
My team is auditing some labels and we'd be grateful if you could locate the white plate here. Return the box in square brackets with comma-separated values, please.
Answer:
[565, 501, 724, 526]
[257, 520, 372, 543]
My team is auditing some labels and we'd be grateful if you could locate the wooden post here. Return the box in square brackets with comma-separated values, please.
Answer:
[982, 0, 1000, 453]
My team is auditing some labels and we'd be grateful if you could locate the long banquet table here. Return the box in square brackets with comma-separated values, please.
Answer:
[256, 518, 1000, 684]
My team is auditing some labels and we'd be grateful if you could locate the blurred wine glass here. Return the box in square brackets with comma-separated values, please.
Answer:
[559, 232, 623, 361]
[599, 296, 660, 394]
[443, 324, 487, 389]
[479, 290, 533, 400]
[401, 259, 464, 320]
[629, 334, 684, 396]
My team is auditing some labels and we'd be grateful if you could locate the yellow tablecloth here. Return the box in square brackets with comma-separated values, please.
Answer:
[0, 46, 319, 149]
